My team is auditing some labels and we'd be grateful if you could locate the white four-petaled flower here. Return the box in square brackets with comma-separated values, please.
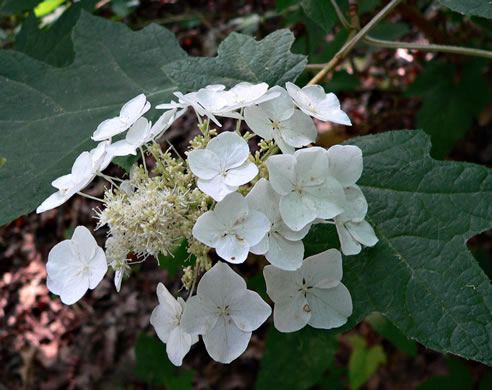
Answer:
[192, 192, 270, 263]
[150, 282, 198, 366]
[188, 132, 258, 201]
[285, 82, 351, 125]
[244, 86, 317, 154]
[92, 94, 151, 141]
[46, 226, 108, 305]
[266, 147, 345, 231]
[181, 262, 271, 364]
[246, 179, 310, 270]
[263, 248, 352, 332]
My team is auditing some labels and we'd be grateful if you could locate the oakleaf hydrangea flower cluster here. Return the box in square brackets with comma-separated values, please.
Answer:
[37, 81, 378, 365]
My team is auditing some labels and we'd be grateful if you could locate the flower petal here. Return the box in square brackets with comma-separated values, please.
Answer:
[166, 326, 194, 366]
[326, 145, 363, 186]
[303, 177, 345, 220]
[265, 233, 304, 271]
[92, 117, 129, 141]
[202, 317, 252, 364]
[107, 140, 138, 157]
[338, 185, 367, 222]
[87, 247, 107, 289]
[197, 262, 247, 307]
[181, 294, 219, 335]
[214, 192, 248, 225]
[263, 264, 302, 304]
[266, 154, 296, 195]
[120, 93, 149, 124]
[126, 117, 151, 146]
[273, 293, 311, 333]
[347, 220, 378, 247]
[197, 175, 237, 202]
[215, 235, 249, 264]
[233, 209, 270, 246]
[260, 86, 295, 121]
[336, 222, 362, 256]
[244, 105, 274, 140]
[246, 178, 280, 222]
[279, 191, 317, 232]
[302, 249, 343, 286]
[36, 191, 71, 213]
[307, 283, 352, 329]
[207, 132, 249, 169]
[188, 149, 221, 180]
[295, 147, 327, 187]
[280, 110, 317, 148]
[59, 275, 90, 305]
[229, 290, 271, 332]
[223, 162, 258, 186]
[71, 226, 97, 262]
[192, 211, 225, 247]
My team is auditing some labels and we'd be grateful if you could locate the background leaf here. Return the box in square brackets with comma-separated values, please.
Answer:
[0, 12, 187, 226]
[15, 0, 99, 67]
[305, 130, 492, 366]
[162, 29, 307, 91]
[0, 0, 41, 15]
[301, 0, 336, 32]
[438, 0, 492, 18]
[415, 357, 472, 390]
[348, 335, 387, 390]
[256, 325, 338, 390]
[366, 313, 418, 356]
[134, 334, 194, 389]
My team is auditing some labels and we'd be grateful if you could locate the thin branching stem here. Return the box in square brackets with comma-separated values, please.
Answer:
[77, 192, 104, 202]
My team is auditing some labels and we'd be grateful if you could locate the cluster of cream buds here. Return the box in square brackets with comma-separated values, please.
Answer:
[37, 80, 378, 366]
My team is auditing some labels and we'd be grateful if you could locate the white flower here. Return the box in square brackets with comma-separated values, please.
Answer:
[266, 147, 345, 231]
[246, 179, 310, 270]
[244, 86, 317, 154]
[285, 82, 351, 125]
[92, 94, 151, 141]
[188, 132, 258, 201]
[263, 248, 352, 333]
[192, 192, 270, 263]
[46, 226, 108, 305]
[197, 82, 279, 114]
[171, 90, 223, 127]
[150, 282, 198, 366]
[181, 262, 271, 364]
[324, 145, 378, 254]
[106, 117, 152, 157]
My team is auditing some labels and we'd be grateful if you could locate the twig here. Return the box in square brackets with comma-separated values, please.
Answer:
[308, 0, 404, 85]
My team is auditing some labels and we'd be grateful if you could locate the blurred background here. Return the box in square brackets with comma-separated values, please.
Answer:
[0, 0, 491, 389]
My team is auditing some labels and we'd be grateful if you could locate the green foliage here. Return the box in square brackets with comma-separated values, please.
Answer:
[366, 313, 417, 356]
[0, 13, 187, 226]
[134, 334, 194, 389]
[0, 156, 6, 169]
[0, 0, 41, 15]
[162, 30, 307, 91]
[158, 238, 194, 278]
[305, 130, 492, 366]
[369, 22, 410, 41]
[275, 0, 299, 12]
[301, 0, 336, 32]
[438, 0, 492, 19]
[15, 1, 99, 67]
[246, 272, 268, 300]
[348, 335, 387, 390]
[34, 0, 66, 17]
[415, 357, 472, 390]
[256, 325, 338, 390]
[406, 60, 492, 158]
[112, 150, 141, 174]
[324, 70, 360, 93]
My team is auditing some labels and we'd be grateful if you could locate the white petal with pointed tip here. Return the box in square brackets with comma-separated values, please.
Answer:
[326, 145, 363, 186]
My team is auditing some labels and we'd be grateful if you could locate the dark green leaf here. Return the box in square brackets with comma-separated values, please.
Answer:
[306, 130, 492, 366]
[348, 335, 387, 390]
[369, 22, 410, 41]
[15, 1, 99, 67]
[158, 238, 194, 278]
[479, 370, 492, 390]
[256, 325, 337, 390]
[134, 334, 194, 389]
[438, 0, 492, 19]
[246, 272, 268, 300]
[162, 29, 307, 91]
[406, 60, 492, 158]
[319, 366, 346, 390]
[0, 13, 187, 226]
[359, 0, 380, 14]
[366, 313, 417, 356]
[112, 150, 141, 174]
[324, 70, 360, 93]
[416, 357, 472, 390]
[0, 0, 41, 15]
[0, 156, 5, 169]
[301, 0, 336, 32]
[275, 0, 300, 12]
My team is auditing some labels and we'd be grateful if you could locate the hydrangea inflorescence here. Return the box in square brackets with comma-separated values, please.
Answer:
[37, 81, 378, 365]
